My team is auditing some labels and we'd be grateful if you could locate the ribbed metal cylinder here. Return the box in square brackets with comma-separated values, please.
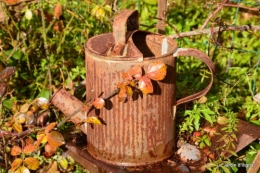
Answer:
[85, 32, 177, 166]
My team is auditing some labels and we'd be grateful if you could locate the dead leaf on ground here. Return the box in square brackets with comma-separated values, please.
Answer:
[177, 142, 201, 163]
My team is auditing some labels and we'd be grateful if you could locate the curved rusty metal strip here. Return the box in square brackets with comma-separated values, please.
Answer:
[173, 48, 215, 106]
[111, 10, 139, 56]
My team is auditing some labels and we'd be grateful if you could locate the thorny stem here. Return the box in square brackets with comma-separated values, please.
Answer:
[40, 0, 52, 96]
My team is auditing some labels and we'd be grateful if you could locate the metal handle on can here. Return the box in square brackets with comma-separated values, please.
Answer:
[111, 10, 139, 56]
[173, 48, 215, 106]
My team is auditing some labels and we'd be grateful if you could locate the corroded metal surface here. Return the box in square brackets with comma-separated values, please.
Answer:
[85, 32, 178, 166]
[50, 9, 215, 167]
[50, 88, 87, 134]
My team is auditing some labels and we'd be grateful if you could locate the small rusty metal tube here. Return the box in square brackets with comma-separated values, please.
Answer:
[50, 88, 87, 134]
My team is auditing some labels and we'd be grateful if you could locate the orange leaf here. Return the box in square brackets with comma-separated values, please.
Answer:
[138, 76, 153, 94]
[3, 0, 18, 5]
[11, 146, 22, 156]
[122, 72, 133, 81]
[47, 131, 65, 148]
[25, 137, 34, 146]
[117, 82, 128, 88]
[118, 87, 127, 101]
[12, 122, 23, 133]
[45, 122, 57, 133]
[92, 98, 105, 109]
[126, 86, 133, 96]
[129, 80, 136, 87]
[44, 143, 57, 156]
[54, 3, 62, 19]
[128, 65, 142, 79]
[146, 61, 167, 81]
[83, 117, 102, 125]
[23, 144, 36, 155]
[10, 158, 23, 172]
[24, 157, 39, 170]
[36, 131, 48, 146]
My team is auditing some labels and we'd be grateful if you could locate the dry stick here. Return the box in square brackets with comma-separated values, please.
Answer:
[0, 127, 44, 138]
[219, 3, 260, 11]
[200, 0, 229, 30]
[169, 25, 260, 39]
[40, 0, 52, 96]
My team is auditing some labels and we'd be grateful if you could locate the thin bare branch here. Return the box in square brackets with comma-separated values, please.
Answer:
[220, 3, 260, 11]
[200, 0, 229, 30]
[169, 25, 260, 39]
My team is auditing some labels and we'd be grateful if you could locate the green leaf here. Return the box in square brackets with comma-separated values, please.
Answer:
[221, 165, 231, 173]
[194, 113, 200, 131]
[3, 99, 13, 110]
[37, 88, 51, 100]
[227, 150, 238, 157]
[204, 137, 211, 146]
[199, 142, 205, 149]
[201, 163, 216, 170]
[202, 112, 214, 125]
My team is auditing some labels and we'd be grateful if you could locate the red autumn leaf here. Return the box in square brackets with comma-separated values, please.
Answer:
[146, 61, 167, 81]
[138, 76, 153, 94]
[92, 98, 105, 109]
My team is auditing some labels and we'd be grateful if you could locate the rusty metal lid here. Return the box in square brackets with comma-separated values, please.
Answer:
[85, 10, 178, 62]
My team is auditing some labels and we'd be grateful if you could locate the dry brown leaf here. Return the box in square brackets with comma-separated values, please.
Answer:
[39, 161, 59, 173]
[24, 157, 39, 170]
[10, 158, 23, 172]
[47, 131, 65, 148]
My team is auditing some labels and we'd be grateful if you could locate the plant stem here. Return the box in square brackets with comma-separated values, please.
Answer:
[40, 0, 52, 96]
[169, 25, 260, 39]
